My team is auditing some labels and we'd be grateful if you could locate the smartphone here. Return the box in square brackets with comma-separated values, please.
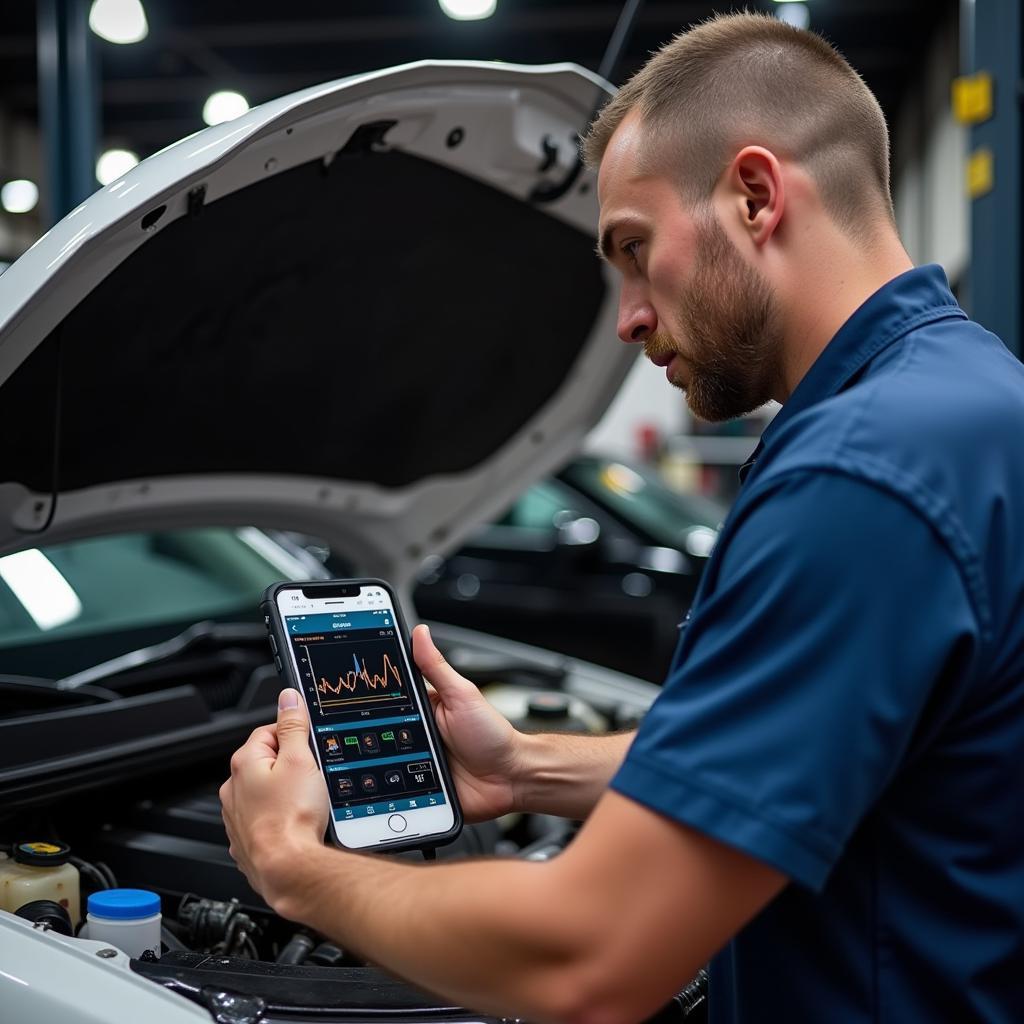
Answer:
[261, 579, 462, 853]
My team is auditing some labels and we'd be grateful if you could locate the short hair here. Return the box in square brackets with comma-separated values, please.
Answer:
[583, 12, 894, 236]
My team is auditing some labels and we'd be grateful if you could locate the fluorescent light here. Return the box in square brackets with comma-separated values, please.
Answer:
[96, 148, 139, 185]
[89, 0, 148, 45]
[0, 549, 82, 631]
[1, 179, 39, 214]
[775, 2, 810, 29]
[438, 0, 497, 20]
[202, 90, 250, 127]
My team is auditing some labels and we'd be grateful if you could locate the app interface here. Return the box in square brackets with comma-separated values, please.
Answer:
[282, 590, 447, 823]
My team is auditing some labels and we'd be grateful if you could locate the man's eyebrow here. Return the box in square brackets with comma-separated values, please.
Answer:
[597, 217, 644, 263]
[596, 222, 620, 263]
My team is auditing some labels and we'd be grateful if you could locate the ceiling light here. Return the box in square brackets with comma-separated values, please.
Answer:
[1, 179, 39, 214]
[775, 2, 810, 30]
[96, 148, 139, 185]
[202, 90, 250, 127]
[438, 0, 497, 21]
[89, 0, 148, 45]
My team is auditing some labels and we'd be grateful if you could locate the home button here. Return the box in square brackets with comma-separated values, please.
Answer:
[387, 814, 408, 833]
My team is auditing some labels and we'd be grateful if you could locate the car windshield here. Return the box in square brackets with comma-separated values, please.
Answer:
[561, 456, 727, 550]
[0, 527, 305, 651]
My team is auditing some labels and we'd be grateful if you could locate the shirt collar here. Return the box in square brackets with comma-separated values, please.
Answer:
[739, 264, 965, 482]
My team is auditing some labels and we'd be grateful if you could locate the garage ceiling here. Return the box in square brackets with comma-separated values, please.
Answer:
[1, 0, 949, 158]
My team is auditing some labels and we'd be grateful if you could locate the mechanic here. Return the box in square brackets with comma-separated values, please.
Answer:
[220, 12, 1024, 1023]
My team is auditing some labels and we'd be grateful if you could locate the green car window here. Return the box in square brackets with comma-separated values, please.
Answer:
[0, 527, 302, 649]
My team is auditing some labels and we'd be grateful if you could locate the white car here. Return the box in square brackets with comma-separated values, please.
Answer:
[0, 61, 700, 1022]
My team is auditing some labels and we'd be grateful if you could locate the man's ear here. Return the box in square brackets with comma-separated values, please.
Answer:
[724, 146, 784, 247]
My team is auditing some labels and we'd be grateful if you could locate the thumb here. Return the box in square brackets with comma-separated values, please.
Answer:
[412, 624, 476, 702]
[276, 688, 312, 763]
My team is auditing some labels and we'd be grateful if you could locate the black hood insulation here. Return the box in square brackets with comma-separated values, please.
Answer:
[0, 146, 606, 492]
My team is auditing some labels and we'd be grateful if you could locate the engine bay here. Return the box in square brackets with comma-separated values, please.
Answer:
[0, 621, 706, 1023]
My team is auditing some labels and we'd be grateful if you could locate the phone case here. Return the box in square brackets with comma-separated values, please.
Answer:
[261, 579, 464, 855]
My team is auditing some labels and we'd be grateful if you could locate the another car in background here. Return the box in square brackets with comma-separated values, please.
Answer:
[414, 455, 726, 682]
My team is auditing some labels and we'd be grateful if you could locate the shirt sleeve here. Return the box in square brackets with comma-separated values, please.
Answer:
[611, 469, 979, 891]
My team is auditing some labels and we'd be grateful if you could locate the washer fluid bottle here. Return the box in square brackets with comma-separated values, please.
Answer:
[84, 889, 162, 958]
[0, 840, 81, 926]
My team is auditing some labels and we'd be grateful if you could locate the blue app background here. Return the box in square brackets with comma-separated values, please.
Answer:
[284, 608, 447, 821]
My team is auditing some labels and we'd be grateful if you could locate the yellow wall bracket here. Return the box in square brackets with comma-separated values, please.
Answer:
[967, 147, 994, 199]
[953, 71, 994, 124]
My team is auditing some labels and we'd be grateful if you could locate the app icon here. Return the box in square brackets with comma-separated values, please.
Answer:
[336, 776, 354, 796]
[384, 770, 403, 788]
[360, 774, 378, 794]
[324, 736, 340, 755]
[406, 761, 434, 786]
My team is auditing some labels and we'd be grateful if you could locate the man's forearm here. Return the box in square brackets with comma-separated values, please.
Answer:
[260, 787, 749, 1024]
[512, 730, 634, 819]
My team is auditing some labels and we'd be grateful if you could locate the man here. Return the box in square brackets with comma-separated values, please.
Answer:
[221, 13, 1024, 1022]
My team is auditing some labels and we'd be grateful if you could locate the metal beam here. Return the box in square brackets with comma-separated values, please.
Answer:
[0, 0, 927, 56]
[162, 3, 924, 49]
[36, 0, 99, 225]
[6, 47, 908, 110]
[966, 0, 1021, 356]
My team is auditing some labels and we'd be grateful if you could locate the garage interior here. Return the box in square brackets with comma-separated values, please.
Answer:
[0, 2, 1020, 1023]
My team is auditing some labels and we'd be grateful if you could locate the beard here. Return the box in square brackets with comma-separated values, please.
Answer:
[644, 212, 784, 423]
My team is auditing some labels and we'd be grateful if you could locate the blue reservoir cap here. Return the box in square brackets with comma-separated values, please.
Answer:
[87, 888, 161, 920]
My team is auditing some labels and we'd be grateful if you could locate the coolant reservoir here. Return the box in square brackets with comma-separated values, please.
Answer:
[483, 685, 607, 734]
[0, 841, 81, 926]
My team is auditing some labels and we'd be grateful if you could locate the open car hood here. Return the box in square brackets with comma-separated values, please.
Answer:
[0, 61, 631, 591]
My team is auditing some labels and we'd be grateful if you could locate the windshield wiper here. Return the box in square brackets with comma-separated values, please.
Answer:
[58, 621, 266, 692]
[0, 673, 119, 707]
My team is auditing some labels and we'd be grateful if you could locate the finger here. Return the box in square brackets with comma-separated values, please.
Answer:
[249, 721, 281, 748]
[275, 688, 313, 766]
[412, 624, 476, 701]
[244, 724, 281, 759]
[229, 727, 278, 777]
[424, 679, 441, 710]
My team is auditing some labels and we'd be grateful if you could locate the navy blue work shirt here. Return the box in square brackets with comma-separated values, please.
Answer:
[611, 265, 1024, 1022]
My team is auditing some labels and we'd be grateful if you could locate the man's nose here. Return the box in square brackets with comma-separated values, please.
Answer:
[617, 291, 657, 345]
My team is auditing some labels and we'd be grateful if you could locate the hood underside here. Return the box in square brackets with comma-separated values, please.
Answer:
[0, 61, 631, 589]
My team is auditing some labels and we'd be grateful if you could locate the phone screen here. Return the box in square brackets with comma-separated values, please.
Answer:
[276, 584, 455, 847]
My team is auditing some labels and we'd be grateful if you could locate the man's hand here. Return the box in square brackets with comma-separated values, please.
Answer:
[219, 689, 328, 906]
[412, 624, 523, 822]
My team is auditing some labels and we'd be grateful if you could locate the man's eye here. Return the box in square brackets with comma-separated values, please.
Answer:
[621, 240, 642, 265]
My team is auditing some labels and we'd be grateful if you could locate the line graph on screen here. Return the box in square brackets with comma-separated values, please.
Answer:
[302, 640, 407, 712]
